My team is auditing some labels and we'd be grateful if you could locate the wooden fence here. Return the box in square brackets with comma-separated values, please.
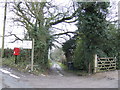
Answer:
[94, 54, 116, 73]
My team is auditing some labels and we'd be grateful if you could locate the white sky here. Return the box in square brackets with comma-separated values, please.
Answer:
[0, 0, 119, 49]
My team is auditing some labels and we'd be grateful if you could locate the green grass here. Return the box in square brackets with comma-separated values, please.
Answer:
[2, 57, 43, 75]
[2, 57, 89, 76]
[57, 62, 88, 76]
[57, 62, 67, 70]
[2, 57, 28, 72]
[48, 60, 53, 67]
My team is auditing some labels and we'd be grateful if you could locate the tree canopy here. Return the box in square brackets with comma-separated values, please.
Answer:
[12, 1, 77, 70]
[11, 1, 120, 72]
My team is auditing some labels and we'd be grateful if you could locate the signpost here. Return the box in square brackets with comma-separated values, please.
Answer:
[31, 38, 34, 71]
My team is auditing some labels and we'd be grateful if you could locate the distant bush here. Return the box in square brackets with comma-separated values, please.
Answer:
[4, 48, 13, 58]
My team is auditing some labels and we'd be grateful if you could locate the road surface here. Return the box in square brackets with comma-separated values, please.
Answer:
[0, 63, 119, 88]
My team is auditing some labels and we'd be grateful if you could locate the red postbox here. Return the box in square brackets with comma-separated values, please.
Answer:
[13, 48, 20, 55]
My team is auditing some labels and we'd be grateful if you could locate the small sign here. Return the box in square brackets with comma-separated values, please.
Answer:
[22, 41, 32, 49]
[4, 40, 32, 49]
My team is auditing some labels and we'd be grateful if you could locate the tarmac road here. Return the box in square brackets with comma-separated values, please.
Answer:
[0, 64, 119, 88]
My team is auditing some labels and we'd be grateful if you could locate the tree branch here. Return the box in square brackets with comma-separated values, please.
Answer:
[5, 32, 23, 43]
[49, 10, 78, 26]
[53, 31, 77, 36]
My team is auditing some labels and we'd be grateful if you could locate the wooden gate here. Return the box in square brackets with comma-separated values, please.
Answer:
[94, 54, 116, 73]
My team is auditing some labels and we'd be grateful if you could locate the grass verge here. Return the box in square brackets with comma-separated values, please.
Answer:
[2, 57, 45, 75]
[57, 62, 88, 76]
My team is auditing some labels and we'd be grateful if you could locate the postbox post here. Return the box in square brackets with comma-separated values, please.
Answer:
[15, 55, 17, 64]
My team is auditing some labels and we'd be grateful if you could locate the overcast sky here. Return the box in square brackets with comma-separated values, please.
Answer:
[0, 0, 119, 49]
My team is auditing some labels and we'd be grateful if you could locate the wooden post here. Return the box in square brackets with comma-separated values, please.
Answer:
[31, 38, 34, 71]
[88, 62, 91, 75]
[94, 54, 97, 73]
[15, 55, 17, 64]
[1, 2, 7, 58]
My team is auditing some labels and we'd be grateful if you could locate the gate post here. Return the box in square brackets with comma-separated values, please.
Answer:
[94, 54, 98, 73]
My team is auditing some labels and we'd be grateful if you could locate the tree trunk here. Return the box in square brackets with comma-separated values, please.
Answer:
[33, 37, 49, 70]
[88, 62, 91, 75]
